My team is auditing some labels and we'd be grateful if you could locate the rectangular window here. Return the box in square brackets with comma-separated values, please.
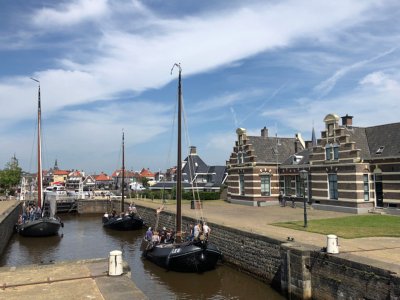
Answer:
[239, 174, 245, 196]
[333, 145, 339, 160]
[284, 176, 295, 195]
[260, 175, 271, 196]
[363, 174, 369, 201]
[325, 146, 332, 160]
[328, 174, 338, 199]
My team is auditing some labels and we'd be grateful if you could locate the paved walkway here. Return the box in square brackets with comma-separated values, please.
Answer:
[133, 199, 400, 274]
[0, 259, 147, 300]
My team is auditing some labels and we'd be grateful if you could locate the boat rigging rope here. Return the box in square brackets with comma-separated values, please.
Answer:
[181, 95, 205, 224]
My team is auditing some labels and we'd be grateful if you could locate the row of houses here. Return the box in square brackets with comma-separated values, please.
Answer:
[226, 113, 400, 213]
[25, 160, 158, 192]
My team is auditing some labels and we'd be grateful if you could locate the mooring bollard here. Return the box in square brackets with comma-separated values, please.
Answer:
[326, 234, 339, 254]
[108, 250, 123, 276]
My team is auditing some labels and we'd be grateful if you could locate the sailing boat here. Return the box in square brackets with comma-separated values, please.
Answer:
[102, 131, 144, 230]
[141, 64, 222, 272]
[16, 78, 63, 237]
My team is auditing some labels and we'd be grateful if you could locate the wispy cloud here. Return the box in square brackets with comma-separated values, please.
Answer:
[313, 47, 397, 98]
[32, 0, 109, 27]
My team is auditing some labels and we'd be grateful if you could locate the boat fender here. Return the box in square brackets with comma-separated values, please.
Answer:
[61, 222, 64, 228]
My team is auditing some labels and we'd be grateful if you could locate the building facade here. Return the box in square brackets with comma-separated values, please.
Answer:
[226, 114, 400, 213]
[226, 127, 304, 206]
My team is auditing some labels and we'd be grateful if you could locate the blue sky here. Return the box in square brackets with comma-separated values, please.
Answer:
[1, 0, 399, 175]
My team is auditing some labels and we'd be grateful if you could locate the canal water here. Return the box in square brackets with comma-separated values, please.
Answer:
[0, 214, 284, 299]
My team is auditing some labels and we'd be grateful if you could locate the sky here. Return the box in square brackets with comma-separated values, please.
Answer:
[0, 0, 399, 175]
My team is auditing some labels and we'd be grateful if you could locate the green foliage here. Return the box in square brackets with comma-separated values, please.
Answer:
[141, 177, 149, 187]
[182, 191, 221, 200]
[0, 155, 22, 195]
[139, 188, 220, 201]
[273, 215, 400, 239]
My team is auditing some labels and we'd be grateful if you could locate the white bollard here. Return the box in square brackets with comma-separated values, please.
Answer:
[326, 234, 339, 254]
[108, 250, 123, 276]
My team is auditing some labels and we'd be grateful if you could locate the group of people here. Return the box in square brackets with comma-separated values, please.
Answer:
[186, 221, 211, 242]
[145, 226, 175, 244]
[18, 203, 43, 224]
[144, 221, 212, 245]
[103, 203, 138, 220]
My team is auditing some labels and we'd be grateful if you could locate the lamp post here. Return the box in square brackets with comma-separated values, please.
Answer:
[299, 170, 308, 228]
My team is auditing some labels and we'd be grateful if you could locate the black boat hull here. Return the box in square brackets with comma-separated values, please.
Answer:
[103, 215, 144, 231]
[16, 218, 61, 237]
[142, 240, 222, 272]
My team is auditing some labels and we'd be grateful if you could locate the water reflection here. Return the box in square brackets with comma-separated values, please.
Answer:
[1, 214, 284, 299]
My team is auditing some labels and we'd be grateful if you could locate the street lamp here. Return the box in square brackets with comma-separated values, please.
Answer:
[299, 170, 308, 228]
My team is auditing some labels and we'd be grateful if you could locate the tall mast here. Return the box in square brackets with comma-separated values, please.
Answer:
[121, 131, 125, 213]
[172, 63, 182, 242]
[31, 78, 43, 208]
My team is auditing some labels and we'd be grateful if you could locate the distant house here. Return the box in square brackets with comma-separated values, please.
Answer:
[83, 175, 96, 191]
[94, 172, 113, 190]
[111, 169, 140, 190]
[151, 146, 227, 192]
[65, 170, 84, 190]
[140, 168, 155, 181]
[52, 170, 70, 185]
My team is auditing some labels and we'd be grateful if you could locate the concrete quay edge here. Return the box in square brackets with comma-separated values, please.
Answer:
[0, 258, 148, 300]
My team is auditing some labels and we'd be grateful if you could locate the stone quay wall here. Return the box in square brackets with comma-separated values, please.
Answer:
[77, 200, 400, 299]
[0, 202, 20, 256]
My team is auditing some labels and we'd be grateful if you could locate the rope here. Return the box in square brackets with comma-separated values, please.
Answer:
[181, 95, 205, 224]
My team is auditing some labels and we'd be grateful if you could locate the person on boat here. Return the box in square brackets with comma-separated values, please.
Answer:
[17, 214, 23, 225]
[186, 224, 194, 241]
[103, 212, 109, 219]
[193, 223, 201, 240]
[111, 209, 117, 218]
[145, 227, 153, 241]
[35, 206, 42, 219]
[151, 231, 160, 244]
[203, 222, 211, 238]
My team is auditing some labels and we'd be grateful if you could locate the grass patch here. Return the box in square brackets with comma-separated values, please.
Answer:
[272, 215, 400, 239]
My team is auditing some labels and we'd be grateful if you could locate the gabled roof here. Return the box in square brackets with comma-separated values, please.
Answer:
[365, 122, 400, 158]
[182, 154, 209, 182]
[95, 173, 112, 181]
[53, 170, 69, 175]
[338, 122, 400, 160]
[140, 168, 155, 177]
[68, 170, 82, 177]
[248, 136, 302, 163]
[111, 169, 139, 178]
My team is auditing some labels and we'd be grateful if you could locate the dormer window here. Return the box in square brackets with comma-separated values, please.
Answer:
[328, 124, 334, 136]
[376, 146, 384, 155]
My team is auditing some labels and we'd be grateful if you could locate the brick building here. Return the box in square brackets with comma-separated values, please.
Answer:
[226, 114, 400, 213]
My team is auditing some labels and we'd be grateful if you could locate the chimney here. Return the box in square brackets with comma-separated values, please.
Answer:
[261, 127, 268, 137]
[189, 146, 197, 155]
[341, 114, 353, 127]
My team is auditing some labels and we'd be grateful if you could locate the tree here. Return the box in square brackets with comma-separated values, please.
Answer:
[141, 177, 149, 188]
[0, 155, 22, 195]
